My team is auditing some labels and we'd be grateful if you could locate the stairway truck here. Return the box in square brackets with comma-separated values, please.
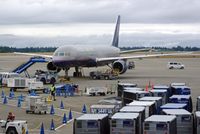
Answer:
[150, 89, 168, 105]
[163, 109, 193, 134]
[196, 96, 200, 111]
[122, 90, 150, 106]
[143, 115, 177, 134]
[120, 106, 145, 134]
[0, 120, 28, 134]
[73, 114, 109, 134]
[139, 97, 162, 114]
[110, 112, 139, 134]
[90, 104, 117, 118]
[127, 101, 156, 118]
[169, 95, 193, 112]
[195, 111, 200, 134]
[117, 83, 137, 98]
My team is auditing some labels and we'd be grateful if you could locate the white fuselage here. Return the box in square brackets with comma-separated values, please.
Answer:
[52, 45, 120, 68]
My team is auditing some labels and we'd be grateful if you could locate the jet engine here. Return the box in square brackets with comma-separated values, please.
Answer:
[112, 60, 128, 74]
[47, 62, 61, 72]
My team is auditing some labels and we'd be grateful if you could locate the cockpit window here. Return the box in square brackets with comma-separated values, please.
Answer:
[54, 52, 59, 56]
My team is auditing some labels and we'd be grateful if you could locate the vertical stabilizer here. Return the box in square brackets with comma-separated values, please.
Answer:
[112, 15, 120, 48]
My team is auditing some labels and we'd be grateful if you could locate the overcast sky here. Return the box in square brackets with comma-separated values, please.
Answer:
[0, 0, 200, 44]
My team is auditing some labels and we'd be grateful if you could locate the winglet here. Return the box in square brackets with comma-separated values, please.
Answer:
[112, 15, 120, 48]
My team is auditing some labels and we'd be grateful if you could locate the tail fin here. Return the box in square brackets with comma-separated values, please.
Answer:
[112, 15, 120, 48]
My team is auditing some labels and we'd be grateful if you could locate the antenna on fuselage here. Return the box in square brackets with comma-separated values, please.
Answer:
[112, 15, 120, 48]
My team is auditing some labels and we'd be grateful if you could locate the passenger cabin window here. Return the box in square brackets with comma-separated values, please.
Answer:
[59, 52, 65, 56]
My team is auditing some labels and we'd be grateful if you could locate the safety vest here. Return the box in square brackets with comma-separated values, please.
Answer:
[51, 86, 55, 93]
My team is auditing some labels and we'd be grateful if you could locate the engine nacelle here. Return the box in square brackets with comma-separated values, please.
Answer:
[47, 62, 61, 73]
[112, 60, 128, 74]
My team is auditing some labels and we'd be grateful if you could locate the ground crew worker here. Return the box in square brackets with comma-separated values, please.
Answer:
[51, 84, 56, 101]
[7, 112, 15, 122]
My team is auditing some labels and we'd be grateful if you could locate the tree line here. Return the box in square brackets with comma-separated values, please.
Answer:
[0, 46, 200, 53]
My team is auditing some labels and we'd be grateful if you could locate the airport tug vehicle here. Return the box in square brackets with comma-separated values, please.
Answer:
[0, 120, 28, 134]
[26, 96, 48, 114]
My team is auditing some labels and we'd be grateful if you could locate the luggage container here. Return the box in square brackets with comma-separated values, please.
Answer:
[196, 96, 200, 111]
[98, 99, 122, 111]
[153, 85, 172, 97]
[170, 83, 186, 87]
[117, 83, 137, 98]
[122, 90, 150, 106]
[143, 115, 177, 134]
[195, 111, 200, 134]
[160, 103, 187, 111]
[169, 95, 193, 112]
[120, 106, 145, 134]
[139, 97, 162, 114]
[127, 101, 156, 118]
[110, 112, 139, 134]
[170, 86, 191, 95]
[150, 89, 168, 105]
[73, 114, 109, 134]
[90, 105, 117, 117]
[162, 109, 193, 134]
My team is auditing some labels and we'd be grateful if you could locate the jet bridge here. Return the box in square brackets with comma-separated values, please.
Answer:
[12, 57, 47, 76]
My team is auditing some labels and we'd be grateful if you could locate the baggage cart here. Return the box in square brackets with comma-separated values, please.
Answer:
[143, 115, 177, 134]
[73, 114, 109, 134]
[170, 86, 191, 95]
[90, 104, 117, 117]
[110, 112, 139, 134]
[127, 101, 156, 118]
[98, 99, 122, 111]
[150, 89, 168, 104]
[195, 111, 200, 134]
[196, 96, 200, 111]
[120, 106, 145, 134]
[117, 83, 137, 98]
[153, 85, 171, 99]
[160, 103, 187, 111]
[169, 95, 193, 112]
[163, 109, 193, 134]
[139, 97, 162, 114]
[122, 90, 150, 106]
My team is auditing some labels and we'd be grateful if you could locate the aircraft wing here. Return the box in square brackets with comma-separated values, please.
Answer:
[120, 48, 153, 54]
[13, 52, 53, 58]
[96, 52, 193, 62]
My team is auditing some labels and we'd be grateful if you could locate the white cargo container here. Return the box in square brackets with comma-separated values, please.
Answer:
[28, 81, 44, 92]
[85, 87, 107, 96]
[73, 114, 109, 134]
[98, 99, 122, 111]
[120, 106, 145, 134]
[160, 103, 187, 111]
[110, 112, 139, 134]
[90, 104, 117, 117]
[195, 111, 200, 134]
[139, 97, 162, 114]
[143, 115, 177, 134]
[196, 96, 200, 111]
[150, 89, 168, 104]
[127, 101, 156, 118]
[163, 109, 193, 134]
[123, 90, 150, 106]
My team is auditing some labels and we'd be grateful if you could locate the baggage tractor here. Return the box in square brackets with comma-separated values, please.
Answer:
[163, 109, 193, 134]
[110, 112, 139, 134]
[120, 106, 145, 134]
[73, 114, 109, 134]
[127, 101, 156, 118]
[169, 95, 193, 112]
[139, 97, 162, 114]
[143, 115, 177, 134]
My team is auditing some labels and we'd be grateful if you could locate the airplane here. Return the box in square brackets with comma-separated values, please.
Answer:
[14, 15, 192, 77]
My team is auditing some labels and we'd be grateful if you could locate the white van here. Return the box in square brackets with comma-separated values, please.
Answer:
[167, 62, 184, 69]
